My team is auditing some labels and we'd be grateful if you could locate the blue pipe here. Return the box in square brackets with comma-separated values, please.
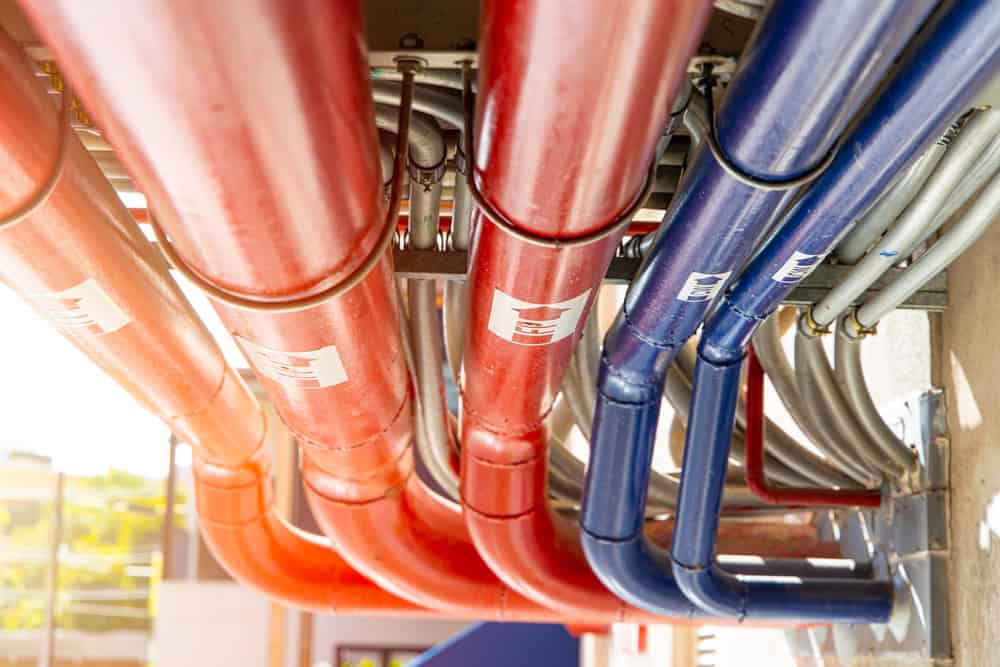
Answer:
[671, 0, 1000, 622]
[580, 0, 937, 618]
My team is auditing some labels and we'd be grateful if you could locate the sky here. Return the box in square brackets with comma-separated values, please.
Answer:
[0, 267, 249, 479]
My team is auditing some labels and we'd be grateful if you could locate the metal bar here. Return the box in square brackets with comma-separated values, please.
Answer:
[161, 435, 177, 580]
[40, 472, 64, 667]
[391, 249, 948, 310]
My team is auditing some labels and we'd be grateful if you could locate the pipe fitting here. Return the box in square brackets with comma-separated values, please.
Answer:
[193, 448, 274, 525]
[841, 308, 878, 340]
[799, 308, 832, 337]
[407, 153, 447, 191]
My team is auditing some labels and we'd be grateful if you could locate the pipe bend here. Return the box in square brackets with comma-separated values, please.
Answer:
[598, 333, 673, 406]
[192, 452, 433, 618]
[698, 300, 758, 366]
[671, 559, 748, 621]
[581, 532, 701, 620]
[373, 104, 444, 169]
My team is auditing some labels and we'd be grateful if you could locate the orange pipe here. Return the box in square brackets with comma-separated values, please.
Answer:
[193, 447, 443, 618]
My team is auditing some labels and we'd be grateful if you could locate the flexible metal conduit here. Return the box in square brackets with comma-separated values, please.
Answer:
[460, 0, 712, 622]
[755, 309, 897, 484]
[672, 0, 1000, 622]
[566, 296, 831, 493]
[814, 110, 1000, 328]
[581, 0, 934, 619]
[793, 327, 886, 481]
[828, 170, 1000, 475]
[834, 138, 1000, 459]
[835, 145, 947, 265]
[744, 348, 881, 507]
[855, 167, 1000, 329]
[371, 104, 460, 502]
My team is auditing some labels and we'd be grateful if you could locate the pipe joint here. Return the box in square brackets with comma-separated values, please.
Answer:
[699, 299, 760, 366]
[597, 351, 668, 406]
[193, 448, 273, 525]
[670, 558, 748, 621]
[580, 532, 702, 620]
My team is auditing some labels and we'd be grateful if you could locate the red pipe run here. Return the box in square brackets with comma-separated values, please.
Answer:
[22, 0, 573, 622]
[460, 0, 714, 619]
[744, 347, 882, 508]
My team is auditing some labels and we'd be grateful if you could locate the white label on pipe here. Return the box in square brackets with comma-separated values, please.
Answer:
[487, 288, 591, 347]
[236, 337, 348, 389]
[33, 278, 130, 335]
[676, 271, 732, 303]
[771, 250, 822, 284]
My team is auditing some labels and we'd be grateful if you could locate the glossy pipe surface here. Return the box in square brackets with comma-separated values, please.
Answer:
[461, 0, 713, 620]
[671, 353, 893, 622]
[0, 25, 263, 468]
[23, 0, 409, 475]
[744, 348, 881, 507]
[581, 0, 933, 619]
[674, 0, 1000, 622]
[194, 449, 437, 618]
[24, 0, 557, 618]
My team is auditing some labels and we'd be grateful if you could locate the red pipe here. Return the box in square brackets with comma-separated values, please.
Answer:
[745, 347, 882, 508]
[461, 0, 713, 619]
[22, 0, 574, 621]
[0, 17, 426, 617]
[0, 22, 262, 468]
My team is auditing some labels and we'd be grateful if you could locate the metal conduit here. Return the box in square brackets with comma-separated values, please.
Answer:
[835, 144, 947, 265]
[812, 110, 1000, 328]
[372, 105, 460, 503]
[793, 326, 888, 481]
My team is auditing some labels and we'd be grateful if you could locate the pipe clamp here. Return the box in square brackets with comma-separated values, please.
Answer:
[460, 62, 655, 249]
[699, 65, 840, 192]
[0, 73, 72, 231]
[149, 62, 420, 313]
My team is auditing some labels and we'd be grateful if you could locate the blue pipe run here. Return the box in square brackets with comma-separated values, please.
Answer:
[580, 0, 937, 618]
[671, 0, 1000, 622]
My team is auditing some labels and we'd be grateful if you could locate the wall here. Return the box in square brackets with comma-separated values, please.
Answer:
[154, 581, 271, 667]
[154, 580, 469, 667]
[311, 614, 468, 665]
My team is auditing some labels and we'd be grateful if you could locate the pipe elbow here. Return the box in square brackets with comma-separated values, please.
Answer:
[597, 348, 666, 406]
[581, 531, 701, 621]
[599, 312, 678, 405]
[671, 559, 748, 621]
[699, 299, 759, 366]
